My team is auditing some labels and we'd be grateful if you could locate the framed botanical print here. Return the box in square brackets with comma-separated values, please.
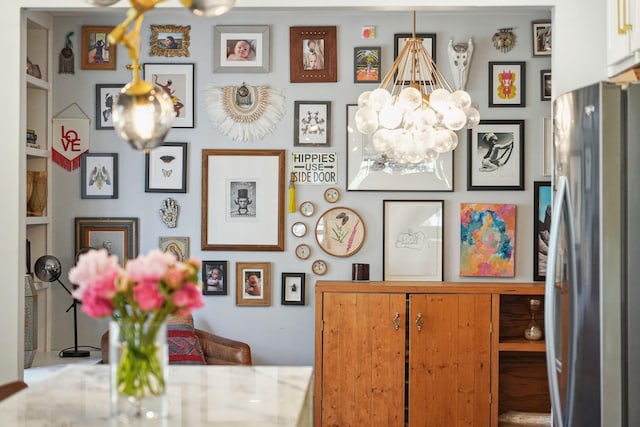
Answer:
[213, 25, 270, 73]
[95, 84, 125, 130]
[149, 24, 190, 58]
[143, 63, 195, 128]
[202, 260, 228, 296]
[80, 153, 118, 199]
[281, 273, 305, 305]
[236, 262, 271, 306]
[532, 20, 552, 56]
[289, 26, 337, 83]
[145, 142, 187, 193]
[74, 217, 139, 263]
[81, 26, 116, 70]
[488, 61, 526, 107]
[294, 101, 331, 146]
[533, 181, 552, 281]
[314, 207, 366, 257]
[354, 46, 381, 83]
[394, 33, 436, 83]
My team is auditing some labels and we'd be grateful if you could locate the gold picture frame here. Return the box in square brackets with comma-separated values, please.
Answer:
[235, 262, 271, 306]
[149, 24, 191, 58]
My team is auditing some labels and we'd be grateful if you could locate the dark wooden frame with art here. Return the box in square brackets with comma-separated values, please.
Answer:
[74, 217, 139, 262]
[81, 26, 117, 70]
[281, 272, 305, 305]
[533, 181, 552, 281]
[289, 26, 337, 83]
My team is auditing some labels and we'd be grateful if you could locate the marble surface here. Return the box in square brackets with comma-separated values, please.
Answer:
[1, 365, 313, 426]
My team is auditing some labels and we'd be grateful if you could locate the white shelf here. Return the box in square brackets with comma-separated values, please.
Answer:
[25, 216, 50, 226]
[26, 146, 49, 158]
[26, 74, 50, 90]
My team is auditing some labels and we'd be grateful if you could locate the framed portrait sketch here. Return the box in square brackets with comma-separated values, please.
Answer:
[354, 46, 381, 83]
[488, 61, 526, 107]
[394, 33, 436, 83]
[213, 25, 270, 73]
[281, 273, 305, 306]
[294, 101, 331, 146]
[145, 142, 187, 193]
[80, 153, 118, 199]
[467, 120, 525, 191]
[159, 236, 189, 262]
[202, 149, 285, 251]
[143, 63, 194, 128]
[95, 84, 125, 130]
[149, 24, 190, 58]
[540, 69, 552, 101]
[289, 26, 337, 83]
[532, 20, 552, 56]
[346, 104, 453, 191]
[383, 200, 444, 281]
[533, 181, 552, 281]
[81, 26, 116, 70]
[202, 260, 228, 296]
[315, 207, 366, 257]
[74, 217, 139, 263]
[236, 262, 271, 307]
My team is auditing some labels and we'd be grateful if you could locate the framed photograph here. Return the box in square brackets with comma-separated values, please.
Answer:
[346, 104, 453, 191]
[281, 273, 305, 305]
[488, 61, 526, 107]
[460, 203, 516, 277]
[149, 24, 190, 58]
[213, 25, 270, 73]
[540, 69, 552, 101]
[159, 236, 189, 262]
[394, 33, 436, 83]
[294, 101, 331, 146]
[202, 261, 228, 296]
[143, 63, 194, 128]
[354, 46, 381, 83]
[289, 26, 337, 83]
[383, 200, 444, 281]
[532, 20, 552, 56]
[202, 149, 285, 251]
[80, 153, 118, 199]
[74, 217, 139, 263]
[467, 119, 525, 191]
[236, 262, 271, 307]
[534, 181, 552, 281]
[145, 142, 187, 193]
[81, 26, 116, 70]
[314, 206, 366, 257]
[543, 117, 553, 177]
[95, 84, 125, 130]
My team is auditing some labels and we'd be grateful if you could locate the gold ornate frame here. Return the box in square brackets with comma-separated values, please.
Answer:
[149, 24, 191, 57]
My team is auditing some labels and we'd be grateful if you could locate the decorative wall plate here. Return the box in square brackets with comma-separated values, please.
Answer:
[315, 206, 366, 257]
[295, 243, 311, 260]
[324, 187, 340, 203]
[291, 221, 308, 237]
[312, 259, 328, 275]
[299, 201, 315, 217]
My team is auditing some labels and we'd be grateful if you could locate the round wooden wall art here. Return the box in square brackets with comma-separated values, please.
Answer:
[315, 206, 366, 257]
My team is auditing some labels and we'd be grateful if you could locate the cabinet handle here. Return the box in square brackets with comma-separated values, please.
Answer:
[416, 312, 424, 332]
[618, 0, 633, 34]
[392, 311, 401, 331]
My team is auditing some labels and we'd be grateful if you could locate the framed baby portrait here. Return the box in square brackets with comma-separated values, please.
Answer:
[202, 260, 228, 296]
[81, 26, 116, 70]
[236, 262, 271, 307]
[213, 25, 270, 73]
[289, 26, 337, 83]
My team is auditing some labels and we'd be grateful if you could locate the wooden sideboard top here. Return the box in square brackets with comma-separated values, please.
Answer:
[315, 280, 545, 295]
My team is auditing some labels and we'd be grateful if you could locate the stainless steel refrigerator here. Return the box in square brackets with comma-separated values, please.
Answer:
[545, 81, 639, 427]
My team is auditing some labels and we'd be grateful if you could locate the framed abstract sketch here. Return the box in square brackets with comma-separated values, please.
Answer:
[533, 181, 552, 281]
[488, 61, 526, 107]
[145, 142, 187, 193]
[281, 273, 305, 305]
[294, 101, 331, 146]
[354, 46, 381, 83]
[159, 236, 189, 262]
[143, 63, 194, 128]
[74, 217, 139, 263]
[81, 26, 116, 70]
[289, 26, 337, 83]
[460, 203, 516, 277]
[95, 84, 125, 130]
[532, 20, 552, 56]
[236, 262, 271, 307]
[149, 24, 190, 58]
[213, 25, 270, 73]
[394, 33, 436, 83]
[202, 260, 228, 296]
[80, 153, 118, 199]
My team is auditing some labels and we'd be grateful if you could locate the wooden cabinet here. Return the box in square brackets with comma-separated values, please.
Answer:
[607, 0, 640, 76]
[315, 282, 549, 427]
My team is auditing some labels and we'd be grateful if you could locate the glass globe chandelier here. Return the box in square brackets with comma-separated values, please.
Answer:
[87, 0, 236, 151]
[355, 12, 480, 174]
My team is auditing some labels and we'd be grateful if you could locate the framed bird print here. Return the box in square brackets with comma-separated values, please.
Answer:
[80, 152, 118, 199]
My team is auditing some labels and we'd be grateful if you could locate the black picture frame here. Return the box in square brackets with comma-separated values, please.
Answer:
[281, 273, 305, 305]
[145, 142, 187, 193]
[532, 20, 552, 56]
[540, 69, 552, 101]
[353, 46, 381, 83]
[80, 153, 118, 199]
[533, 181, 552, 281]
[394, 33, 436, 83]
[95, 83, 125, 130]
[294, 101, 331, 147]
[202, 260, 228, 296]
[488, 61, 526, 107]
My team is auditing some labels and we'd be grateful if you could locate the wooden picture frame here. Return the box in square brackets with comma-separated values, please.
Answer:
[289, 26, 337, 83]
[95, 84, 125, 130]
[354, 46, 381, 83]
[281, 273, 305, 305]
[488, 61, 526, 107]
[532, 20, 552, 56]
[383, 200, 444, 281]
[202, 261, 228, 296]
[202, 149, 285, 251]
[213, 25, 270, 73]
[540, 69, 552, 101]
[294, 101, 331, 146]
[143, 63, 195, 128]
[236, 262, 271, 306]
[467, 120, 525, 191]
[74, 217, 139, 263]
[314, 206, 366, 257]
[159, 236, 189, 262]
[80, 153, 118, 199]
[533, 181, 552, 281]
[145, 142, 187, 193]
[394, 33, 436, 83]
[81, 26, 116, 70]
[149, 24, 191, 58]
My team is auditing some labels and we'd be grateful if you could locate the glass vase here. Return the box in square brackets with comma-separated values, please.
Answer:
[109, 317, 168, 419]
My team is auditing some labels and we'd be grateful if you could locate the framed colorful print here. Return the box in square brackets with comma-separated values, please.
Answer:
[488, 61, 526, 107]
[159, 236, 189, 262]
[383, 200, 444, 281]
[532, 20, 552, 56]
[145, 142, 187, 193]
[143, 63, 194, 128]
[540, 69, 552, 101]
[80, 153, 118, 199]
[543, 117, 553, 177]
[281, 273, 305, 306]
[202, 149, 285, 251]
[346, 104, 453, 191]
[354, 46, 381, 83]
[81, 26, 116, 70]
[236, 262, 271, 307]
[460, 203, 516, 277]
[149, 24, 191, 58]
[533, 181, 552, 281]
[202, 260, 228, 295]
[314, 206, 366, 257]
[289, 26, 337, 83]
[467, 120, 525, 191]
[213, 25, 270, 73]
[294, 101, 331, 146]
[95, 84, 125, 130]
[74, 217, 139, 263]
[394, 33, 436, 83]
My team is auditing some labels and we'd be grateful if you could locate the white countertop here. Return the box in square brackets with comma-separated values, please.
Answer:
[1, 364, 314, 426]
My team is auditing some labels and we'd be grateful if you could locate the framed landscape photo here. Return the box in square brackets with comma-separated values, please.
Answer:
[74, 217, 139, 263]
[289, 26, 337, 83]
[281, 273, 305, 305]
[145, 142, 187, 193]
[149, 24, 190, 58]
[540, 69, 552, 101]
[202, 149, 285, 251]
[532, 20, 552, 56]
[236, 262, 271, 307]
[383, 200, 444, 281]
[202, 260, 228, 296]
[533, 181, 552, 281]
[143, 63, 194, 128]
[80, 153, 118, 199]
[81, 26, 116, 70]
[95, 84, 125, 130]
[394, 33, 436, 83]
[467, 120, 525, 191]
[294, 101, 331, 146]
[488, 61, 526, 107]
[213, 25, 270, 73]
[354, 46, 381, 83]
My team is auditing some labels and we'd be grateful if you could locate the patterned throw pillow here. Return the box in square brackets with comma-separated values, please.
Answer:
[166, 323, 206, 365]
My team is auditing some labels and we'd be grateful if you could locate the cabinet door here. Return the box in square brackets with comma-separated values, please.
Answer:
[408, 294, 491, 427]
[607, 0, 631, 68]
[321, 292, 406, 427]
